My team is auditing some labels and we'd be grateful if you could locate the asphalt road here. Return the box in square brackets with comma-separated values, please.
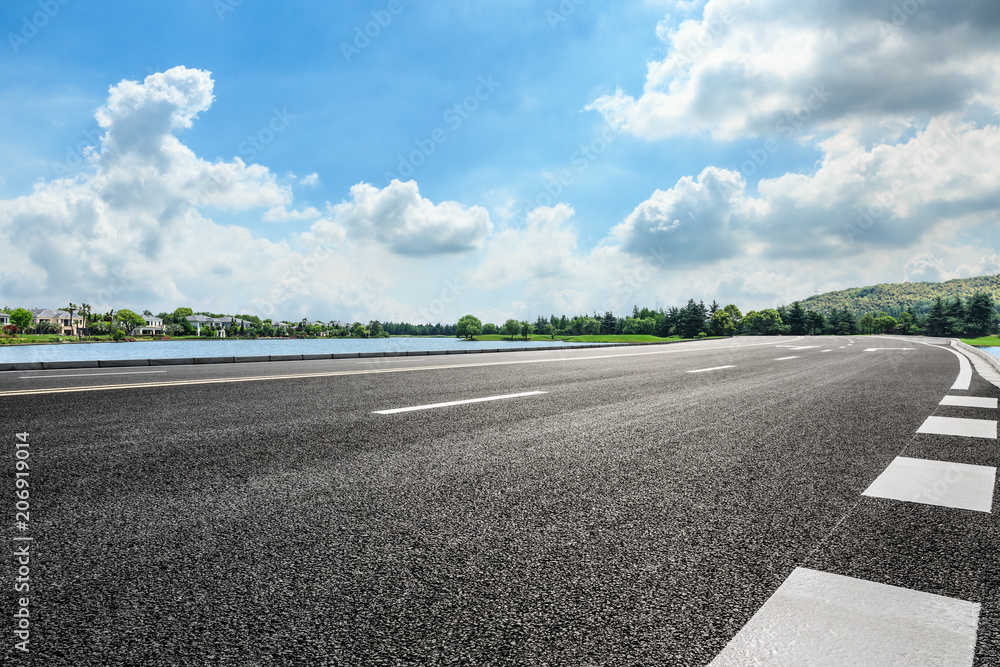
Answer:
[1, 336, 997, 665]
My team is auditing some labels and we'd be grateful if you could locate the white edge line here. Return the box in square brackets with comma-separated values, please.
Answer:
[19, 370, 168, 379]
[687, 365, 735, 373]
[374, 390, 547, 414]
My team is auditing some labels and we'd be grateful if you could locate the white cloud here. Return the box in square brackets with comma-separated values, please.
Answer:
[610, 167, 751, 264]
[588, 0, 1000, 141]
[262, 206, 322, 223]
[474, 204, 581, 284]
[300, 172, 320, 186]
[0, 68, 486, 322]
[331, 180, 493, 256]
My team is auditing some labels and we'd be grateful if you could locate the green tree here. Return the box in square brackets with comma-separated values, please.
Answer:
[62, 302, 79, 337]
[367, 320, 385, 338]
[965, 292, 996, 337]
[9, 308, 32, 335]
[859, 313, 876, 335]
[805, 311, 826, 335]
[482, 323, 498, 335]
[115, 309, 145, 333]
[455, 314, 483, 339]
[350, 322, 368, 338]
[875, 315, 898, 333]
[710, 310, 735, 337]
[503, 318, 521, 340]
[519, 321, 534, 340]
[926, 297, 947, 337]
[785, 302, 807, 335]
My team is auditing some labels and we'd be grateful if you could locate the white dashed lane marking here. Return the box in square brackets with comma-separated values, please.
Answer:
[18, 371, 168, 379]
[917, 415, 997, 439]
[373, 391, 547, 414]
[709, 568, 980, 666]
[940, 395, 998, 409]
[687, 365, 735, 373]
[774, 356, 799, 361]
[862, 456, 996, 512]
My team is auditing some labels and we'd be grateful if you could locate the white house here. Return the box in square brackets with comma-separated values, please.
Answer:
[131, 315, 164, 336]
[31, 308, 84, 335]
[0, 312, 9, 326]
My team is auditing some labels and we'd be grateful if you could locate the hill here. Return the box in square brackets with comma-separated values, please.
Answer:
[799, 275, 1000, 317]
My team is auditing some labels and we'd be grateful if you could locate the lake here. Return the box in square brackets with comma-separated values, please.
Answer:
[0, 337, 593, 363]
[983, 347, 1000, 359]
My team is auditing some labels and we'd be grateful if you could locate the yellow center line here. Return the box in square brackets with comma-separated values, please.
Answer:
[0, 337, 803, 398]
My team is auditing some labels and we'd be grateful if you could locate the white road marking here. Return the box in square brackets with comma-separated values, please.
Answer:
[19, 371, 167, 379]
[838, 346, 845, 349]
[917, 415, 997, 439]
[0, 337, 805, 398]
[774, 356, 799, 361]
[709, 568, 980, 666]
[940, 395, 998, 409]
[863, 347, 914, 352]
[880, 336, 971, 390]
[373, 391, 547, 414]
[862, 456, 996, 512]
[687, 365, 735, 373]
[789, 345, 820, 350]
[356, 358, 432, 363]
[821, 350, 832, 353]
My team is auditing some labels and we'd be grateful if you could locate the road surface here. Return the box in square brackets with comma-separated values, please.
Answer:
[2, 336, 997, 665]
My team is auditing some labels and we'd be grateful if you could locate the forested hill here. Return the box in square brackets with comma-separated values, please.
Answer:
[800, 275, 1000, 317]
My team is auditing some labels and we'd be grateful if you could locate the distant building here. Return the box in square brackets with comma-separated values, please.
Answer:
[0, 312, 9, 327]
[31, 308, 83, 335]
[131, 315, 164, 336]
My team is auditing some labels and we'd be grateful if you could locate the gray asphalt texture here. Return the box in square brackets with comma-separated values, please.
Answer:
[2, 336, 997, 665]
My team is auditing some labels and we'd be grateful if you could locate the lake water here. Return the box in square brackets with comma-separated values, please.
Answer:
[0, 337, 592, 363]
[983, 347, 1000, 359]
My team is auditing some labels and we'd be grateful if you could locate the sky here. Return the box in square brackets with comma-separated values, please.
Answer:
[1, 0, 999, 325]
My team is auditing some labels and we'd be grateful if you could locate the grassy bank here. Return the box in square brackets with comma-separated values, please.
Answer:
[961, 336, 1000, 347]
[468, 333, 720, 344]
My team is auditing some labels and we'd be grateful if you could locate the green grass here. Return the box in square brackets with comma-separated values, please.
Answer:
[469, 334, 562, 342]
[961, 336, 1000, 347]
[563, 334, 681, 343]
[467, 333, 724, 344]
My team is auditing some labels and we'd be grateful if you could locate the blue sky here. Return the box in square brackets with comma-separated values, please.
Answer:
[2, 1, 999, 324]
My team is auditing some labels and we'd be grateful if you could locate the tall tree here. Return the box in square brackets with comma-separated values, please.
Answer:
[926, 297, 948, 337]
[785, 301, 807, 335]
[964, 292, 996, 337]
[63, 302, 78, 337]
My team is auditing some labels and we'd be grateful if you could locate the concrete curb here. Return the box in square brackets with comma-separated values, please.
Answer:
[0, 336, 721, 372]
[953, 340, 1000, 375]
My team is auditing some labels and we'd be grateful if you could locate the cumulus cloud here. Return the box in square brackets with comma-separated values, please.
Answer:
[331, 180, 493, 256]
[588, 0, 1000, 141]
[300, 172, 320, 186]
[0, 68, 481, 322]
[474, 204, 581, 284]
[609, 167, 751, 264]
[262, 206, 322, 223]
